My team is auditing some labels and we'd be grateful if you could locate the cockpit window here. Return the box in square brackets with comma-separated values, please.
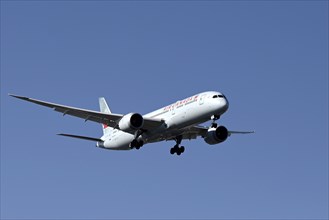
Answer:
[213, 94, 224, 98]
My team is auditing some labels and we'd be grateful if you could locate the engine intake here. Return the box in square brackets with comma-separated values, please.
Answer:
[118, 113, 144, 132]
[204, 126, 229, 145]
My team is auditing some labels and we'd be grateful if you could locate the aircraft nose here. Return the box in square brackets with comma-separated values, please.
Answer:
[222, 95, 229, 112]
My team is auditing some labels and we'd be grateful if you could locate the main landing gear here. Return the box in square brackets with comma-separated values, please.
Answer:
[170, 136, 185, 156]
[130, 130, 144, 150]
[130, 139, 144, 150]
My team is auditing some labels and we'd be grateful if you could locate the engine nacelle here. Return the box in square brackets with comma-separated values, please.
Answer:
[118, 113, 144, 132]
[204, 126, 229, 145]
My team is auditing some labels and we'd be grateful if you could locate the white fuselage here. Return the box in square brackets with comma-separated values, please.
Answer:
[101, 91, 229, 150]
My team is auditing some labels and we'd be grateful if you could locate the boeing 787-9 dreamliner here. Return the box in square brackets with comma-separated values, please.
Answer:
[9, 91, 253, 155]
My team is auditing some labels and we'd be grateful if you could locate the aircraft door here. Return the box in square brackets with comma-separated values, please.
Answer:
[171, 103, 176, 115]
[199, 94, 206, 105]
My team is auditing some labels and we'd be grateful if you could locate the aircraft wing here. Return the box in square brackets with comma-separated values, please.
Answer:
[9, 94, 163, 132]
[190, 125, 254, 136]
[174, 125, 254, 140]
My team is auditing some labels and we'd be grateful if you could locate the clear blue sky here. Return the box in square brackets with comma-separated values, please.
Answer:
[1, 1, 328, 219]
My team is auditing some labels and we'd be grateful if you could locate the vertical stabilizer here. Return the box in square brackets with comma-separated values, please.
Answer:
[99, 97, 113, 136]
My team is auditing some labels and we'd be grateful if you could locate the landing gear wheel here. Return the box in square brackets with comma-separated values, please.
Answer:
[211, 123, 218, 128]
[170, 148, 175, 155]
[138, 140, 144, 147]
[170, 141, 185, 156]
[130, 139, 138, 149]
[131, 129, 144, 150]
[170, 145, 178, 155]
[131, 139, 144, 150]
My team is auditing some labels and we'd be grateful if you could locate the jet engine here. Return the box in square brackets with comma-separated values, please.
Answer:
[118, 113, 144, 132]
[204, 126, 229, 145]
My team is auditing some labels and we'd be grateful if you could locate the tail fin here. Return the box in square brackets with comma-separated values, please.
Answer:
[99, 97, 113, 136]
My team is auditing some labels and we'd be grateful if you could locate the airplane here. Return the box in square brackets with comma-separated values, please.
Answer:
[9, 91, 253, 155]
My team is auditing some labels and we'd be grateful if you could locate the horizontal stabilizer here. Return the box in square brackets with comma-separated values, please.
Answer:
[57, 133, 103, 142]
[229, 131, 255, 134]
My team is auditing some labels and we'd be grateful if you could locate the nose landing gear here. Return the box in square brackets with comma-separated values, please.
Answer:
[211, 115, 220, 128]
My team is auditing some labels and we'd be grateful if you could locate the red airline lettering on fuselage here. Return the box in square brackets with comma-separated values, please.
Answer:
[163, 95, 199, 111]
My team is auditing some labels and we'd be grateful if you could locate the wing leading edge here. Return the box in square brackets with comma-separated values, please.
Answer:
[9, 94, 163, 132]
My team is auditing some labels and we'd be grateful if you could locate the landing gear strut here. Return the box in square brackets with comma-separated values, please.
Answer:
[130, 130, 144, 150]
[170, 135, 185, 156]
[211, 115, 220, 128]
